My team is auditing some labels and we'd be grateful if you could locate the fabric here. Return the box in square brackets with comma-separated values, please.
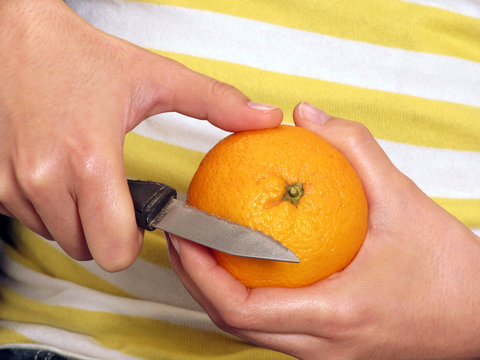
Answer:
[1, 0, 479, 359]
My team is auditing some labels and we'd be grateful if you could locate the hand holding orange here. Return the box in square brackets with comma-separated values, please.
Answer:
[187, 125, 368, 288]
[172, 106, 480, 359]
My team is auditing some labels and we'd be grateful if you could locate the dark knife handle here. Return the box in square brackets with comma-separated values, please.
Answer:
[127, 179, 177, 231]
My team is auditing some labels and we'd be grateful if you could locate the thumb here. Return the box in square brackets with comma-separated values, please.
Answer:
[293, 102, 402, 202]
[131, 55, 283, 132]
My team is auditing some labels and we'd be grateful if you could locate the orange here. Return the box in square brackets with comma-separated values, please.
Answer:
[187, 125, 368, 288]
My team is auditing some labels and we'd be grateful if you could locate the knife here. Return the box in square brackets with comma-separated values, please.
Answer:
[128, 179, 299, 263]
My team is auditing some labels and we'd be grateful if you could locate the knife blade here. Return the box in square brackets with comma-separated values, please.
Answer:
[128, 179, 300, 263]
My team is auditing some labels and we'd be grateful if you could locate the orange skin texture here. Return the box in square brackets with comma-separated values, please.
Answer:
[187, 125, 368, 288]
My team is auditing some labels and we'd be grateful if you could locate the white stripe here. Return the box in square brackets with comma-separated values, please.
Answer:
[377, 140, 480, 199]
[52, 242, 204, 311]
[131, 112, 230, 155]
[0, 321, 141, 360]
[133, 113, 480, 199]
[18, 234, 202, 312]
[402, 0, 480, 19]
[473, 228, 480, 236]
[65, 0, 480, 107]
[0, 244, 219, 333]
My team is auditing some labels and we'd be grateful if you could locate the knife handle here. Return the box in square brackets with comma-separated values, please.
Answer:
[127, 179, 177, 231]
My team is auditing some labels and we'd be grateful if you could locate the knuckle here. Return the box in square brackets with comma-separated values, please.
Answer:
[216, 306, 259, 331]
[321, 299, 366, 337]
[61, 242, 93, 261]
[13, 145, 64, 200]
[68, 144, 108, 184]
[15, 161, 53, 200]
[339, 122, 375, 151]
[209, 316, 230, 332]
[209, 80, 238, 101]
[220, 312, 245, 330]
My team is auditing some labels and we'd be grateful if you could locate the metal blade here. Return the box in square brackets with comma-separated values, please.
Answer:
[153, 199, 299, 263]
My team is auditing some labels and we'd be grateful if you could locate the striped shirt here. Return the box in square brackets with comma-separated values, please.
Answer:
[1, 1, 479, 359]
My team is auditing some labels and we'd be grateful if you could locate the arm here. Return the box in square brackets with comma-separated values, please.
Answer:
[168, 102, 480, 359]
[0, 0, 282, 271]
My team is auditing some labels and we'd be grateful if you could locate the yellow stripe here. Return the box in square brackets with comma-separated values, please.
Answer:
[138, 228, 171, 266]
[0, 327, 35, 345]
[148, 50, 480, 151]
[126, 127, 480, 233]
[124, 132, 205, 193]
[3, 240, 45, 274]
[433, 198, 480, 229]
[124, 132, 206, 264]
[0, 288, 292, 359]
[11, 222, 135, 299]
[132, 0, 480, 62]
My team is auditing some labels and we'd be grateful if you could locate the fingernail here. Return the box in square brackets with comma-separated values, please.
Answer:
[299, 102, 330, 125]
[247, 101, 278, 113]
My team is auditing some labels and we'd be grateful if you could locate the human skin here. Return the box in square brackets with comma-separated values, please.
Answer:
[0, 0, 282, 271]
[168, 102, 480, 359]
[3, 1, 480, 357]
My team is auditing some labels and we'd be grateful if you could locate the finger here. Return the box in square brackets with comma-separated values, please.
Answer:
[73, 139, 142, 272]
[10, 145, 93, 257]
[133, 54, 283, 132]
[293, 102, 403, 202]
[0, 176, 15, 217]
[166, 233, 228, 326]
[0, 204, 13, 217]
[3, 197, 52, 240]
[1, 169, 52, 239]
[168, 233, 335, 335]
[168, 237, 328, 357]
[26, 184, 92, 261]
[166, 234, 249, 330]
